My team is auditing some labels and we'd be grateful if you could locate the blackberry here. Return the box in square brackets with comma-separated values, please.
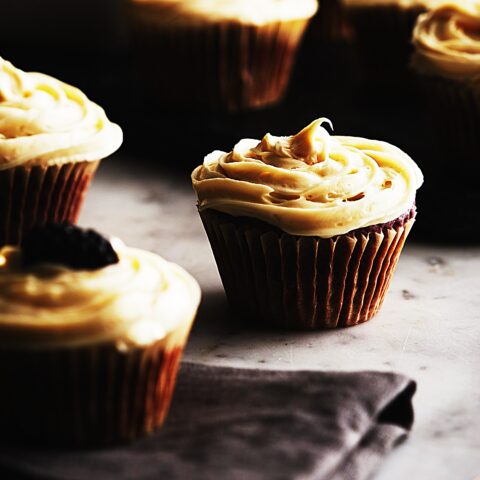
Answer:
[21, 223, 119, 270]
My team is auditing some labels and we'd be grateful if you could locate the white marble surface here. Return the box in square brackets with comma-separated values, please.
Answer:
[81, 156, 480, 480]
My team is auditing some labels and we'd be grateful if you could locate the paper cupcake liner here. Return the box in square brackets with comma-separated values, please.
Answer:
[130, 18, 310, 112]
[346, 4, 425, 74]
[0, 160, 99, 246]
[0, 339, 185, 447]
[200, 209, 415, 330]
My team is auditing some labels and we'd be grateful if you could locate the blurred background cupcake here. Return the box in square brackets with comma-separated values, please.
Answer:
[127, 0, 318, 112]
[411, 2, 480, 239]
[0, 224, 200, 446]
[0, 58, 122, 246]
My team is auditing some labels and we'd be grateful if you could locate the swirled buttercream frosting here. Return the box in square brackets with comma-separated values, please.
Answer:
[0, 58, 122, 170]
[412, 2, 480, 78]
[130, 0, 318, 26]
[0, 242, 200, 349]
[192, 119, 423, 237]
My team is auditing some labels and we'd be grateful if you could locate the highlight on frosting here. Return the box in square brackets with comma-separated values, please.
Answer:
[192, 118, 423, 237]
[130, 0, 318, 26]
[412, 2, 480, 77]
[0, 242, 200, 348]
[0, 58, 123, 170]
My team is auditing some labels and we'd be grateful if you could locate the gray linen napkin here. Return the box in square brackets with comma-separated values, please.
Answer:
[0, 362, 416, 480]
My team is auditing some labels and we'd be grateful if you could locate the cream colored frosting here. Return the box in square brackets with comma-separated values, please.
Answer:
[192, 119, 423, 237]
[412, 2, 480, 78]
[0, 58, 123, 171]
[0, 242, 200, 349]
[130, 0, 318, 27]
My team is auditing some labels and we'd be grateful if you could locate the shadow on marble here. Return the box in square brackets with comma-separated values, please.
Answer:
[187, 288, 360, 347]
[189, 289, 234, 338]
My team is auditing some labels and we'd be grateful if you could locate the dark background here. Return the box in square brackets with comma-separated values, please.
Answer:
[0, 0, 442, 240]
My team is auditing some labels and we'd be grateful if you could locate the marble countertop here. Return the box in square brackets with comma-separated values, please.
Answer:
[81, 156, 480, 480]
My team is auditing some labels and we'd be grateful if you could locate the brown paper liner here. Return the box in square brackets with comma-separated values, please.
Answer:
[345, 4, 425, 74]
[129, 16, 310, 112]
[200, 209, 415, 330]
[0, 339, 186, 447]
[0, 160, 99, 246]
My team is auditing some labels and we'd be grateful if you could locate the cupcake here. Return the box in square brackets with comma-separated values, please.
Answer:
[128, 0, 318, 112]
[0, 223, 200, 446]
[412, 2, 480, 154]
[192, 118, 423, 329]
[0, 58, 122, 246]
[343, 0, 443, 74]
[411, 2, 480, 238]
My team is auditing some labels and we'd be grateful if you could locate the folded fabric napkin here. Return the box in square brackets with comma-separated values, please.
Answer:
[0, 362, 416, 480]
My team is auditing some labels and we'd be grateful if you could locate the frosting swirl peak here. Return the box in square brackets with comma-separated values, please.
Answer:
[253, 118, 333, 165]
[192, 119, 423, 237]
[0, 58, 122, 170]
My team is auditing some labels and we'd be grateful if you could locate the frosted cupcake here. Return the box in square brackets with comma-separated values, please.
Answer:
[0, 58, 122, 245]
[0, 224, 200, 446]
[192, 118, 423, 329]
[128, 0, 318, 112]
[412, 2, 480, 154]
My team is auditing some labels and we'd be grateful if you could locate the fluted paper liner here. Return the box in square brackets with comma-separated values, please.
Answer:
[0, 336, 187, 447]
[130, 17, 310, 112]
[0, 160, 99, 246]
[200, 209, 414, 329]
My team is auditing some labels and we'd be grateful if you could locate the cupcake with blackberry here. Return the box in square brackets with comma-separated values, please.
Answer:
[411, 2, 480, 238]
[0, 58, 122, 245]
[192, 118, 423, 329]
[0, 224, 200, 446]
[128, 0, 318, 112]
